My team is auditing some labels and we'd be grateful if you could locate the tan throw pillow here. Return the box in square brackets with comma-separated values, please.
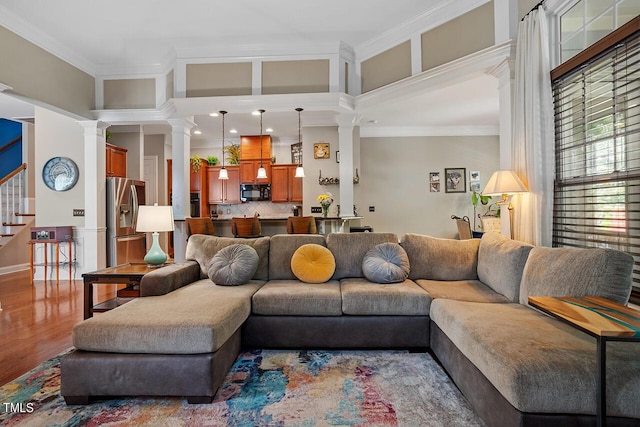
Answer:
[291, 243, 336, 283]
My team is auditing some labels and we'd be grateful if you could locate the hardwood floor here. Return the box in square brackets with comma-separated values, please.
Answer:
[0, 270, 120, 386]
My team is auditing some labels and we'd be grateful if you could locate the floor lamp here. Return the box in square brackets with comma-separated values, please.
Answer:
[482, 170, 528, 239]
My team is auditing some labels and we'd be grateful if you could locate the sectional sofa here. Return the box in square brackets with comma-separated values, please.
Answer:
[60, 232, 640, 427]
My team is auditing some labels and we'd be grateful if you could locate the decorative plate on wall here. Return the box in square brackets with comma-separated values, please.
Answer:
[42, 157, 79, 192]
[313, 143, 330, 159]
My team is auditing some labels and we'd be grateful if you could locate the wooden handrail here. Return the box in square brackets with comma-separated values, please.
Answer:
[0, 136, 22, 155]
[0, 163, 27, 186]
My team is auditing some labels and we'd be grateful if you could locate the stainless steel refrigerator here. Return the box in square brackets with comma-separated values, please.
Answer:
[106, 177, 147, 267]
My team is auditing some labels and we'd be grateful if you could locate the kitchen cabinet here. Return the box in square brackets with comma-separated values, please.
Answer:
[271, 164, 303, 203]
[167, 159, 208, 217]
[240, 135, 271, 160]
[106, 143, 127, 177]
[207, 166, 240, 204]
[240, 160, 271, 184]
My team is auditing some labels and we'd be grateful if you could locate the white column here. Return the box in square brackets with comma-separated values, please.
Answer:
[168, 118, 194, 261]
[337, 114, 358, 220]
[494, 0, 519, 43]
[78, 120, 109, 273]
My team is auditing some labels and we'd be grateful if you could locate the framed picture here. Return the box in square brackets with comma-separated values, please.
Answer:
[313, 143, 330, 159]
[445, 168, 466, 193]
[291, 142, 302, 164]
[429, 172, 440, 192]
[469, 170, 481, 192]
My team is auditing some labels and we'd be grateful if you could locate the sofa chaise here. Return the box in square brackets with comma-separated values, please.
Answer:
[60, 231, 640, 426]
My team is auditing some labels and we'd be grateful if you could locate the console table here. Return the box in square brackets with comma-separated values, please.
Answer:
[528, 296, 640, 427]
[82, 263, 160, 319]
[28, 240, 74, 284]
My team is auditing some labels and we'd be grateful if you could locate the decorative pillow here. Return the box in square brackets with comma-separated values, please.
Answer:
[208, 244, 259, 286]
[291, 244, 336, 283]
[362, 242, 410, 284]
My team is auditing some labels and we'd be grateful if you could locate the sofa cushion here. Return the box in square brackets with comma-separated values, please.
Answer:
[326, 232, 399, 280]
[291, 244, 336, 283]
[269, 234, 327, 280]
[415, 279, 510, 303]
[185, 235, 270, 281]
[400, 233, 479, 281]
[73, 280, 264, 354]
[207, 244, 259, 286]
[430, 299, 640, 418]
[362, 242, 410, 284]
[341, 278, 431, 315]
[519, 246, 633, 306]
[251, 279, 342, 315]
[477, 232, 533, 302]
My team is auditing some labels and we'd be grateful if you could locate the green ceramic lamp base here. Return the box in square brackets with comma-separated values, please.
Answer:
[144, 232, 168, 267]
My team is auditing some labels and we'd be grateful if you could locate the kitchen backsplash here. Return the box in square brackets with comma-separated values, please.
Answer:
[211, 201, 298, 219]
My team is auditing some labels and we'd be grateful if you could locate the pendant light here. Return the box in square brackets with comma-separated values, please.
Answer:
[294, 107, 305, 178]
[256, 109, 267, 179]
[218, 111, 229, 180]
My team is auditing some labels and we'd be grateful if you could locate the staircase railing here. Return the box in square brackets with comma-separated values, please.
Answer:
[1, 163, 27, 226]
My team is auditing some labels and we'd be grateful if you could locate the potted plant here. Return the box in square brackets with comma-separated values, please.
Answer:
[224, 144, 240, 165]
[471, 191, 492, 231]
[206, 156, 219, 166]
[190, 155, 203, 173]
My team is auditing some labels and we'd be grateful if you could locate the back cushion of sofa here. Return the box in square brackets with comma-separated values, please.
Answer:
[477, 232, 534, 302]
[519, 246, 634, 305]
[185, 235, 270, 280]
[326, 232, 398, 280]
[269, 234, 327, 280]
[400, 233, 479, 281]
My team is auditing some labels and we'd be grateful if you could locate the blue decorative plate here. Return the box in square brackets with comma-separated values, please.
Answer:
[42, 157, 79, 191]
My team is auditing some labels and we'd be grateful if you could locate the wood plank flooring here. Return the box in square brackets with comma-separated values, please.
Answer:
[0, 271, 120, 386]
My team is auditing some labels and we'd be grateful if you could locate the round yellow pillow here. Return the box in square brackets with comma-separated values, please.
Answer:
[291, 244, 336, 283]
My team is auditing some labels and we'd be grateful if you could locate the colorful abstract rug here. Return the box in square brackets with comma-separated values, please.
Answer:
[0, 349, 484, 426]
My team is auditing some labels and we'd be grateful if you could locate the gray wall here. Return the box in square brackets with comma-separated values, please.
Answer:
[186, 62, 252, 97]
[103, 79, 156, 109]
[361, 41, 412, 93]
[357, 135, 499, 238]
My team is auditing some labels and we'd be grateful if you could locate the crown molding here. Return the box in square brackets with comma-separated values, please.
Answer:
[360, 125, 499, 137]
[355, 42, 512, 111]
[355, 0, 490, 61]
[0, 5, 96, 76]
[175, 41, 347, 61]
[0, 82, 12, 92]
[91, 108, 172, 125]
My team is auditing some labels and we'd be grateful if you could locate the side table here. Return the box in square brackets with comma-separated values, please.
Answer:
[528, 296, 640, 427]
[83, 263, 161, 319]
[28, 240, 74, 284]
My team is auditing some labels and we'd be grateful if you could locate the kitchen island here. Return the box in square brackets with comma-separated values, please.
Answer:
[208, 216, 364, 237]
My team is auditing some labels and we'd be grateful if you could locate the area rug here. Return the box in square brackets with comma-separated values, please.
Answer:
[0, 349, 484, 426]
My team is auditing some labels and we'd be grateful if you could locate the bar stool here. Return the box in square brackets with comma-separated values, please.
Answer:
[286, 216, 317, 234]
[231, 217, 262, 238]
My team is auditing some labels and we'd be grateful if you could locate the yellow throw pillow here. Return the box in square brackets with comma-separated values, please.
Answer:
[291, 244, 336, 283]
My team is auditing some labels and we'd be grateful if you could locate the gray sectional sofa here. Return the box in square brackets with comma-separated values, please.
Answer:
[60, 231, 640, 427]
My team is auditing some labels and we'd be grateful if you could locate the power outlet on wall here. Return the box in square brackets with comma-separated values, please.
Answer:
[311, 207, 321, 213]
[369, 206, 375, 212]
[73, 209, 85, 216]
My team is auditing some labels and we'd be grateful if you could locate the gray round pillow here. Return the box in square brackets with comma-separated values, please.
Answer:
[362, 242, 410, 284]
[208, 244, 259, 286]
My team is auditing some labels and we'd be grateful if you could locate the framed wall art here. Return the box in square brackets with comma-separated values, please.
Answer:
[445, 168, 466, 193]
[429, 172, 440, 192]
[313, 143, 330, 159]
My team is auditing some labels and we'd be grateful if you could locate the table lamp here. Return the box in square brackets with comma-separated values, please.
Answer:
[136, 203, 174, 266]
[482, 170, 528, 239]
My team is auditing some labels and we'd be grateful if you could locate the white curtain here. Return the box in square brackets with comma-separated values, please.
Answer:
[512, 7, 555, 246]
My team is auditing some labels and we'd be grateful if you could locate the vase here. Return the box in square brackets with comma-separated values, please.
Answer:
[321, 205, 329, 218]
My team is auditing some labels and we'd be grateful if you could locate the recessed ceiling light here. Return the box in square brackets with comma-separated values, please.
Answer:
[251, 111, 261, 116]
[193, 129, 202, 135]
[266, 128, 273, 133]
[209, 112, 219, 117]
[230, 129, 238, 134]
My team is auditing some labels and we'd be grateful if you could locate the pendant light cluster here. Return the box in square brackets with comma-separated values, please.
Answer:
[218, 110, 228, 180]
[256, 109, 267, 179]
[294, 107, 305, 178]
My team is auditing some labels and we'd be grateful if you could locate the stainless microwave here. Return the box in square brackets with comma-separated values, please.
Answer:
[240, 184, 271, 202]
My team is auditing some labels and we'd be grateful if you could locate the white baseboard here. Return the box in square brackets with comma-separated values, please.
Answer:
[0, 264, 30, 276]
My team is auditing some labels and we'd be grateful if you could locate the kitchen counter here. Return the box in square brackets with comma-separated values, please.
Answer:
[185, 216, 363, 236]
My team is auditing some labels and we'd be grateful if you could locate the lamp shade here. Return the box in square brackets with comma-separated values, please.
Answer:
[482, 170, 528, 196]
[295, 166, 305, 178]
[218, 167, 229, 180]
[257, 166, 267, 179]
[136, 204, 175, 232]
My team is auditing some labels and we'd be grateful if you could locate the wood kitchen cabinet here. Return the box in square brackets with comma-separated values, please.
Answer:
[207, 166, 240, 204]
[106, 143, 127, 177]
[240, 135, 271, 160]
[271, 164, 303, 203]
[240, 160, 271, 184]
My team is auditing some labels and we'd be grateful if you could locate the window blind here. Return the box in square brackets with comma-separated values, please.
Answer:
[553, 28, 640, 292]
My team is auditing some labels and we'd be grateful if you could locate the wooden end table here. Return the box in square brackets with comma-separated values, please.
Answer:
[528, 296, 640, 427]
[82, 263, 163, 319]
